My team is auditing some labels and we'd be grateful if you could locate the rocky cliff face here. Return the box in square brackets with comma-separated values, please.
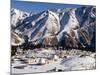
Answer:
[11, 6, 96, 51]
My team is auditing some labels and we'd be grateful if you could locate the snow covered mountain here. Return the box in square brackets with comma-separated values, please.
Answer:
[11, 6, 96, 51]
[11, 8, 29, 29]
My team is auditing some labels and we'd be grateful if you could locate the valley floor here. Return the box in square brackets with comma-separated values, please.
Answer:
[11, 48, 96, 74]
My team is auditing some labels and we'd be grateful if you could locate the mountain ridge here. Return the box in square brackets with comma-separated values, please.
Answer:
[11, 6, 96, 51]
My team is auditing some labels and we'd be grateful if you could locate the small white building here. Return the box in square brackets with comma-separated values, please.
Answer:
[38, 58, 46, 65]
[53, 55, 59, 61]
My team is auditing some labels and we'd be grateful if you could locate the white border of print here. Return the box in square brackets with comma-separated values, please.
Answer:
[0, 0, 99, 75]
[20, 0, 96, 5]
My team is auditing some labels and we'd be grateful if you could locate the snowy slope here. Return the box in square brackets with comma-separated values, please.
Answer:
[11, 32, 24, 46]
[11, 8, 29, 29]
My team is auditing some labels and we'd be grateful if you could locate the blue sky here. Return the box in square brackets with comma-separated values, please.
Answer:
[11, 0, 88, 13]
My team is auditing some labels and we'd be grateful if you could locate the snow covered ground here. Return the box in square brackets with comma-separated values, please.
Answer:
[11, 48, 96, 74]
